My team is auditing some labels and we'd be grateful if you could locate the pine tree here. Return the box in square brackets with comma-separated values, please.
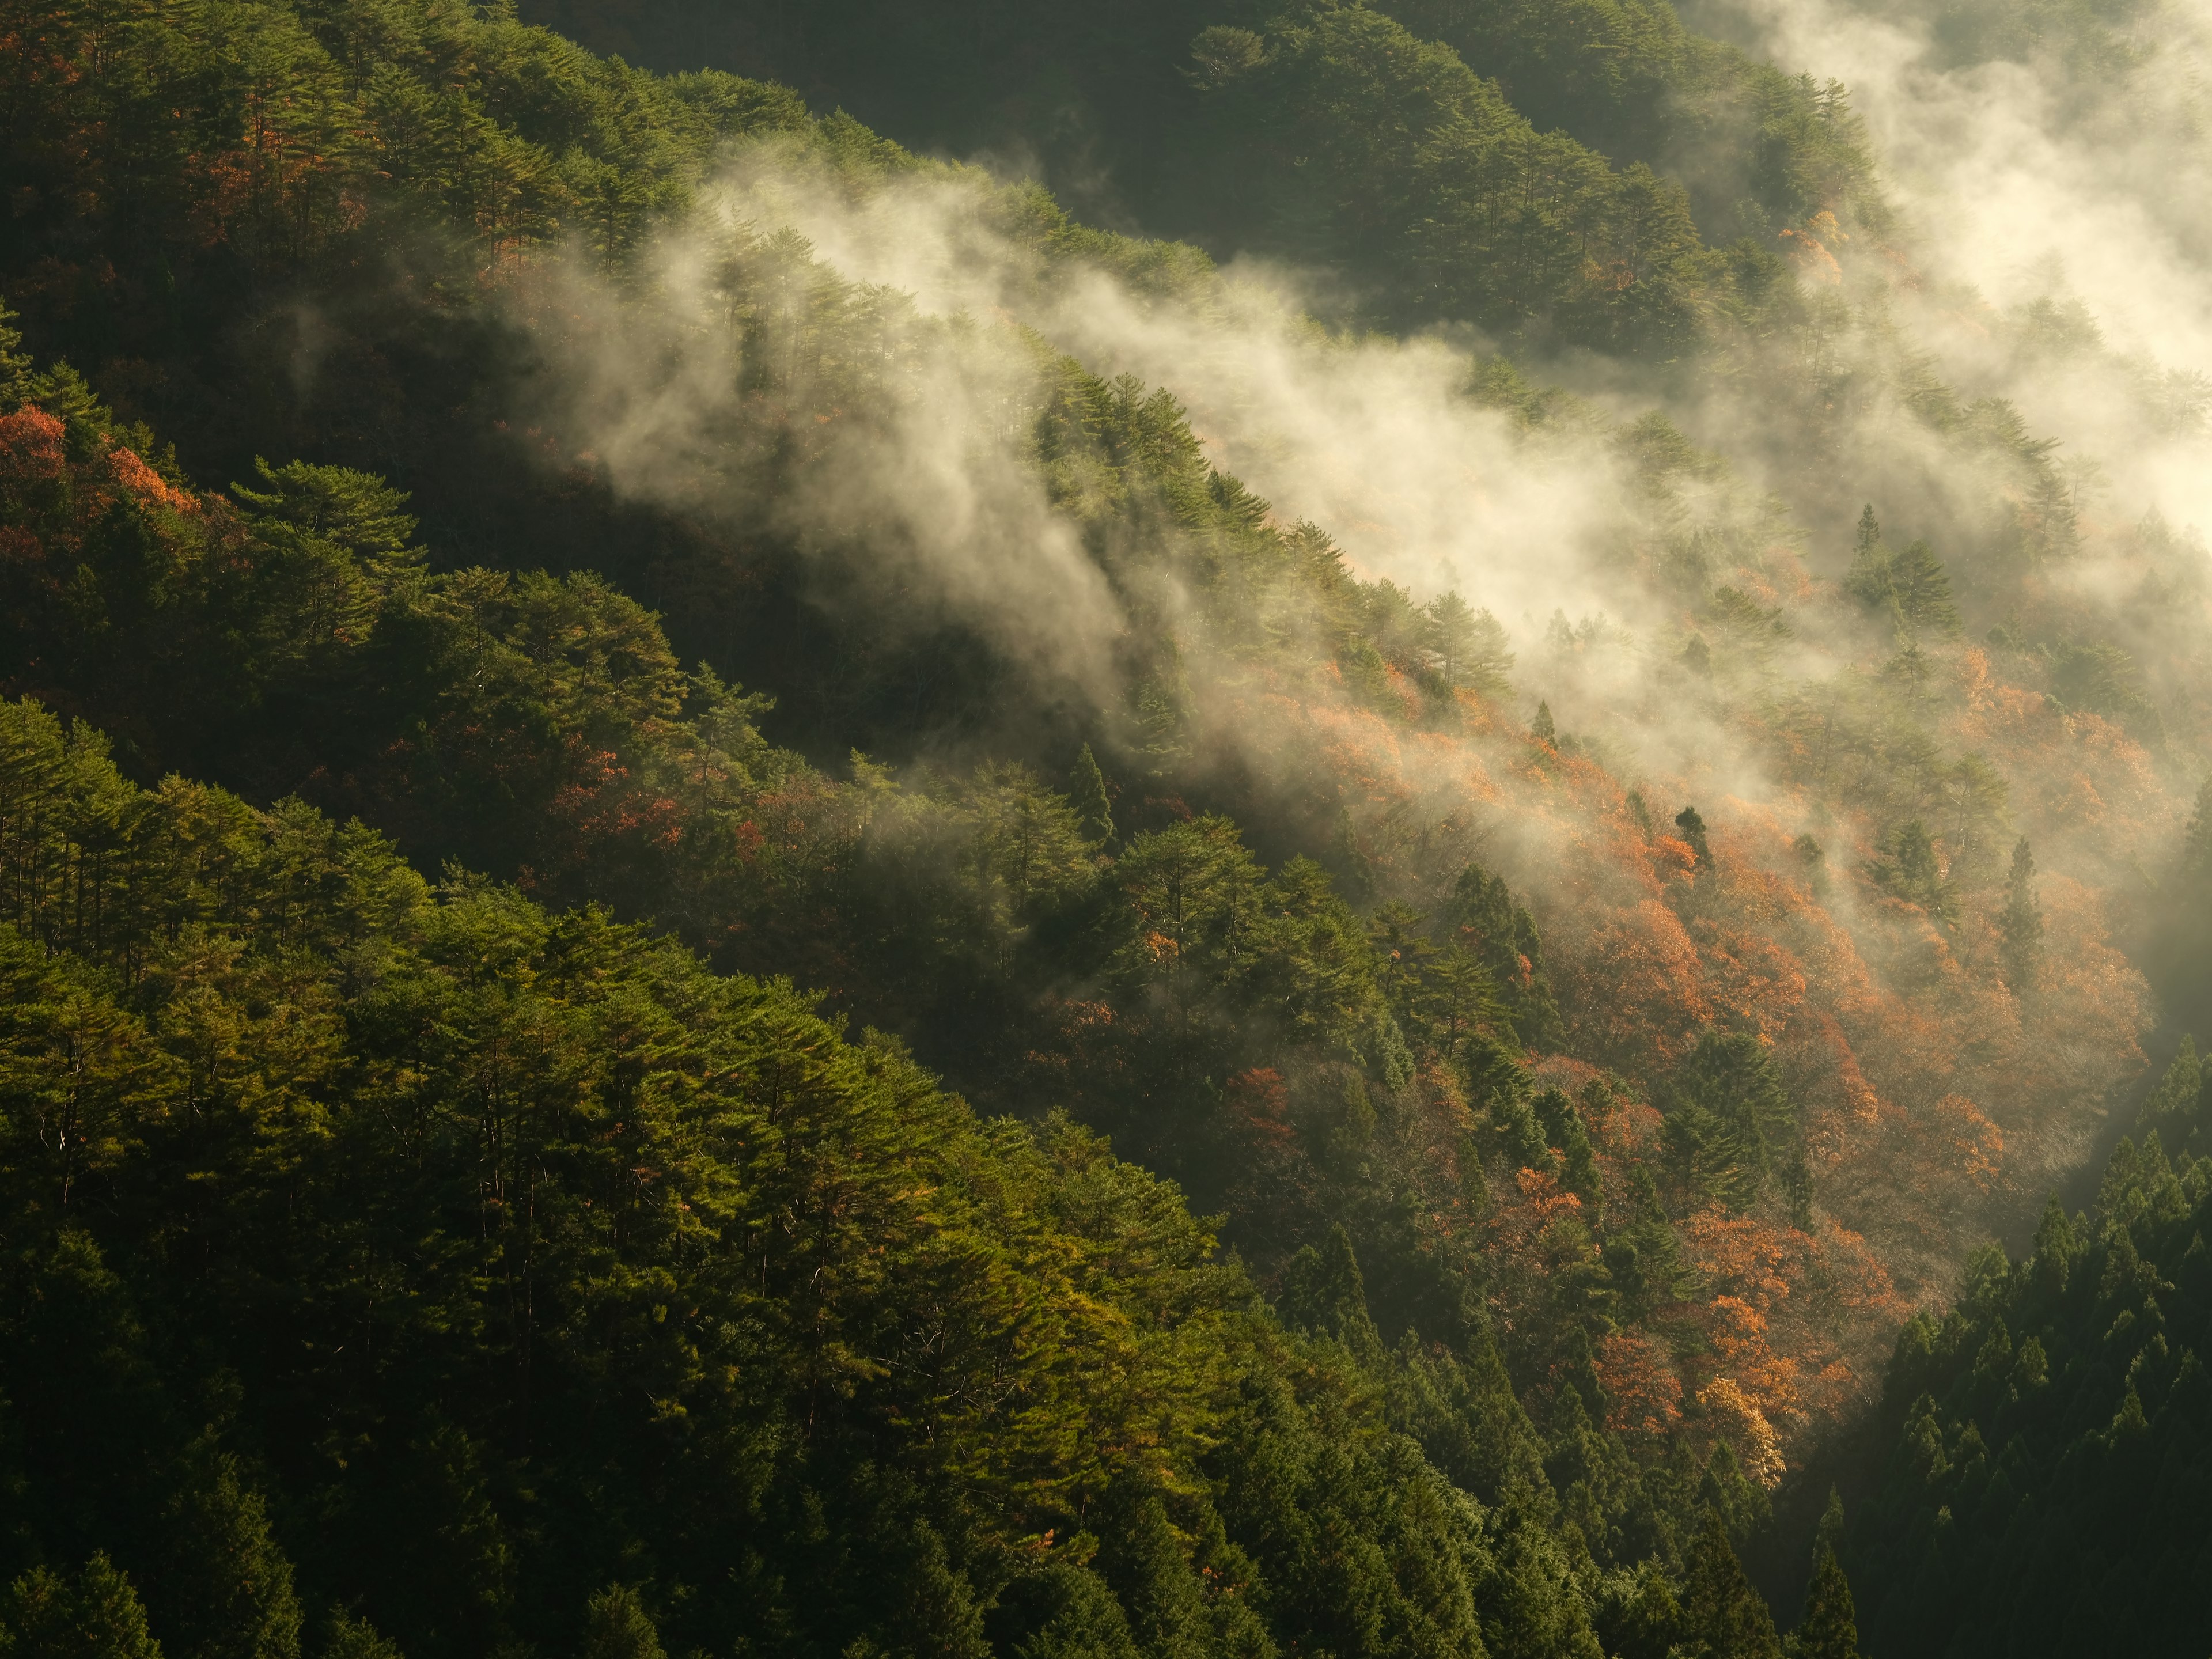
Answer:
[1678, 1508, 1780, 1659]
[1424, 590, 1476, 685]
[2, 1554, 164, 1659]
[0, 298, 31, 408]
[320, 1613, 403, 1659]
[1867, 820, 1955, 925]
[1280, 1224, 1381, 1357]
[2183, 776, 2212, 878]
[1887, 540, 1959, 636]
[1787, 1544, 1861, 1659]
[1999, 837, 2043, 994]
[1069, 743, 1115, 845]
[1422, 593, 1513, 695]
[1532, 700, 1557, 744]
[1813, 1486, 1845, 1558]
[1096, 1493, 1210, 1659]
[2139, 1036, 2200, 1135]
[155, 1439, 304, 1659]
[1675, 805, 1712, 872]
[580, 1586, 665, 1659]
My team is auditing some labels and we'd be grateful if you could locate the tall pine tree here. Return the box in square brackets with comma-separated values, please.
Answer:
[1999, 837, 2044, 994]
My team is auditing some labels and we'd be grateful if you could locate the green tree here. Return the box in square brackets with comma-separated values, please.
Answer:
[319, 1615, 403, 1659]
[1677, 1508, 1779, 1659]
[578, 1587, 663, 1659]
[0, 1555, 163, 1659]
[1423, 592, 1512, 695]
[1786, 1545, 1859, 1659]
[1279, 1225, 1381, 1359]
[1999, 836, 2043, 992]
[1886, 540, 1959, 636]
[153, 1440, 302, 1659]
[1069, 744, 1116, 845]
[1868, 821, 1956, 925]
[1662, 1031, 1793, 1213]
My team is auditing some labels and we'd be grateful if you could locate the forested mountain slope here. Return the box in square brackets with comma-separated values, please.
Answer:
[2, 0, 2212, 1654]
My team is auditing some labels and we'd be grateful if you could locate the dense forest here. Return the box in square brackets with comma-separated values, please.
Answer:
[1, 0, 2209, 1654]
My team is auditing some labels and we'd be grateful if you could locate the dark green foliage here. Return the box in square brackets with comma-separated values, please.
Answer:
[1787, 1544, 1859, 1659]
[1660, 1031, 1794, 1213]
[1184, 2, 1721, 347]
[578, 1587, 665, 1659]
[1675, 805, 1713, 872]
[1, 1555, 164, 1659]
[1865, 820, 1957, 925]
[319, 1615, 403, 1659]
[1849, 1136, 2212, 1657]
[151, 1442, 302, 1659]
[2138, 1036, 2209, 1156]
[1070, 745, 1118, 845]
[1999, 836, 2044, 994]
[1438, 864, 1563, 1050]
[1677, 1509, 1780, 1659]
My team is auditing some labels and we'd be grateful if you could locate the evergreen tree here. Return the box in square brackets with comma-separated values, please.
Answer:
[0, 299, 30, 408]
[153, 1441, 302, 1659]
[1279, 1225, 1381, 1358]
[2182, 776, 2212, 878]
[1782, 1145, 1814, 1231]
[1786, 1544, 1860, 1659]
[1868, 820, 1956, 925]
[1422, 591, 1511, 694]
[1095, 1494, 1209, 1659]
[1, 1555, 164, 1659]
[1532, 700, 1558, 744]
[1069, 743, 1115, 845]
[1887, 540, 1959, 636]
[320, 1615, 403, 1659]
[1999, 836, 2044, 993]
[1678, 1508, 1780, 1659]
[579, 1587, 664, 1659]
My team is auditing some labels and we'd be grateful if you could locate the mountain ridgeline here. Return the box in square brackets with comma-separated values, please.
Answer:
[1, 0, 2210, 1657]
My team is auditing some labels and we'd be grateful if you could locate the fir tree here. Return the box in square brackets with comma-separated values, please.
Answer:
[1999, 836, 2044, 994]
[1679, 1508, 1780, 1659]
[1069, 743, 1115, 845]
[1, 1555, 164, 1659]
[155, 1440, 304, 1659]
[2183, 776, 2212, 878]
[1787, 1544, 1861, 1659]
[1280, 1224, 1381, 1358]
[0, 298, 31, 409]
[1887, 540, 1959, 636]
[1532, 700, 1558, 744]
[1867, 820, 1955, 925]
[320, 1615, 403, 1659]
[579, 1586, 664, 1659]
